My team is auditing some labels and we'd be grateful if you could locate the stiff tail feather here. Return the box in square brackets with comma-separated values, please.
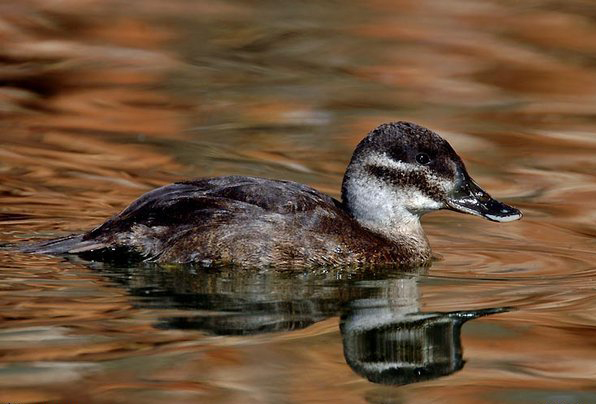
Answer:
[20, 234, 107, 254]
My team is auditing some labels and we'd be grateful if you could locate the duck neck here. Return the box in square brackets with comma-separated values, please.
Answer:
[341, 169, 431, 256]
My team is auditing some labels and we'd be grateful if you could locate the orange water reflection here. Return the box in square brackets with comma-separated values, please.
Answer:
[1, 0, 596, 403]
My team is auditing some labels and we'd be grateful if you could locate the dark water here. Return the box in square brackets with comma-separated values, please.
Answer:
[1, 0, 596, 403]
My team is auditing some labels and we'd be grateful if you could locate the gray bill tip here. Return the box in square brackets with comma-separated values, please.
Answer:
[447, 174, 522, 223]
[484, 206, 522, 223]
[447, 198, 522, 222]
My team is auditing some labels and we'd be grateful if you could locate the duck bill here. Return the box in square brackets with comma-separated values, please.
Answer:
[446, 174, 522, 223]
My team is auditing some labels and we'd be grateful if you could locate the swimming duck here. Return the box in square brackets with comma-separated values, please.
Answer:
[27, 122, 521, 268]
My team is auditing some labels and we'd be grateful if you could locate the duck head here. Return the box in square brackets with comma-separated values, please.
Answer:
[341, 122, 521, 240]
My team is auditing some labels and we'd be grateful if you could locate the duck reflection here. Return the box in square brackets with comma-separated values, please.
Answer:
[87, 261, 508, 386]
[340, 276, 507, 385]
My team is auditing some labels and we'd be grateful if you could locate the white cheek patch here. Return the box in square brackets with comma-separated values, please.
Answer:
[342, 152, 458, 242]
[347, 176, 409, 224]
[349, 185, 420, 241]
[403, 187, 444, 213]
[364, 153, 414, 172]
[361, 153, 452, 214]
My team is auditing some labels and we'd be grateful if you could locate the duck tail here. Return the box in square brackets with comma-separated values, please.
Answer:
[21, 234, 107, 255]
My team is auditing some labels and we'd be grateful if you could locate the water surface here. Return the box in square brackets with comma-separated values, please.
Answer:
[1, 0, 596, 403]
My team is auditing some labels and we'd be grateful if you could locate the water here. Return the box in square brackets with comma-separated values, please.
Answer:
[1, 0, 596, 402]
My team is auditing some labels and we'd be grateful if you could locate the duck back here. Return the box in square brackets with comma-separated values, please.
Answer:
[26, 177, 421, 268]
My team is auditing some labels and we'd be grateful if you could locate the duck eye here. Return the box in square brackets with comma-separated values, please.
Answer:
[416, 153, 431, 165]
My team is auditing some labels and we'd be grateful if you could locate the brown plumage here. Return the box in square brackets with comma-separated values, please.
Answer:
[24, 122, 521, 269]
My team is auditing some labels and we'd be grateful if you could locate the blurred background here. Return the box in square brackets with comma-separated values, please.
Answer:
[1, 0, 595, 403]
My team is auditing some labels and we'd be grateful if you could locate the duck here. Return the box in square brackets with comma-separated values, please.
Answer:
[25, 122, 521, 268]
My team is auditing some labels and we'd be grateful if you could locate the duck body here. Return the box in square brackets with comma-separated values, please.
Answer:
[26, 122, 521, 269]
[33, 177, 429, 267]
